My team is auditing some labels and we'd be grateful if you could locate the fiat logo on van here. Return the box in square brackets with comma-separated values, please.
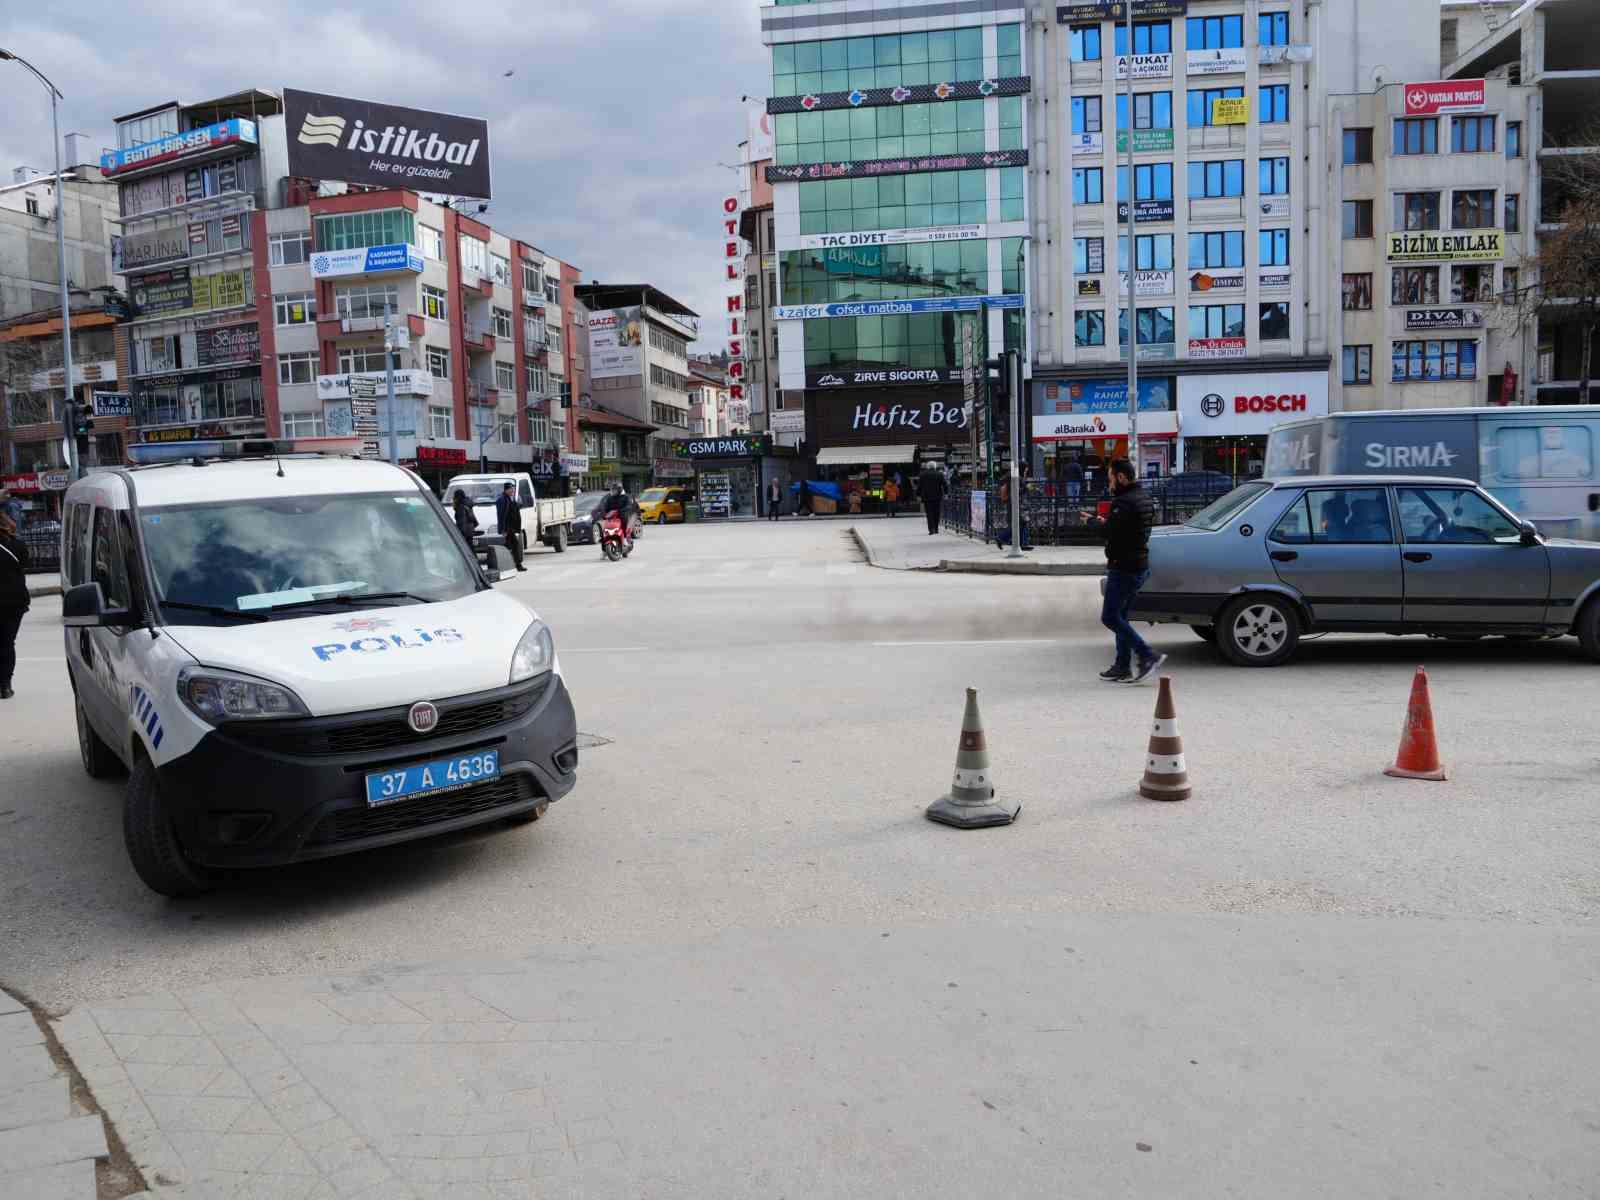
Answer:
[408, 702, 439, 734]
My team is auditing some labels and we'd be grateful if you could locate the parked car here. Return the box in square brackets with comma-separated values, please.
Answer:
[567, 492, 610, 545]
[637, 486, 690, 525]
[1128, 475, 1600, 666]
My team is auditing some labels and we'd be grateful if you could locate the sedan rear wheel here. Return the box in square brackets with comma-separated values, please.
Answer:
[1217, 594, 1299, 667]
[1578, 598, 1600, 662]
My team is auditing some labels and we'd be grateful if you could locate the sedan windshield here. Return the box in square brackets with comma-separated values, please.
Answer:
[1185, 482, 1272, 531]
[141, 491, 478, 622]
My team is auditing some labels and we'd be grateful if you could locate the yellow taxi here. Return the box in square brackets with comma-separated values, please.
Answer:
[637, 486, 690, 524]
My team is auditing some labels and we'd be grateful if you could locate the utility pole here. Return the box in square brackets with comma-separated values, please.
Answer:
[1005, 348, 1023, 559]
[383, 297, 398, 465]
[1122, 1, 1140, 477]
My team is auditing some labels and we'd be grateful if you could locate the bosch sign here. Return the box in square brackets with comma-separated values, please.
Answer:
[1177, 370, 1328, 437]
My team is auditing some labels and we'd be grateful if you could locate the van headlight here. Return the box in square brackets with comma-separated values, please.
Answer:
[178, 667, 309, 724]
[510, 620, 555, 685]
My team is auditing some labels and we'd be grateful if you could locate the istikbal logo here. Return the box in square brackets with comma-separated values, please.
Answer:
[297, 113, 346, 147]
[297, 108, 482, 166]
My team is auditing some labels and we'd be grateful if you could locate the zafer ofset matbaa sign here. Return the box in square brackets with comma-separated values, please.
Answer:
[284, 89, 492, 198]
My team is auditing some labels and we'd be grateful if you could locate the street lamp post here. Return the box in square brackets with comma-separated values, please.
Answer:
[1122, 3, 1140, 479]
[1, 47, 77, 480]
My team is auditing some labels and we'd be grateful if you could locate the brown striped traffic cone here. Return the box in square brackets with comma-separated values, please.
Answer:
[925, 688, 1021, 829]
[1139, 676, 1191, 802]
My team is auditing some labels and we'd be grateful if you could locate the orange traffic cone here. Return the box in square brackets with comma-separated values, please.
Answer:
[925, 688, 1021, 828]
[1384, 667, 1447, 781]
[1139, 676, 1191, 801]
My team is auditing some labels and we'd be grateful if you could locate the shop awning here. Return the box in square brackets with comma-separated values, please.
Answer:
[814, 445, 917, 465]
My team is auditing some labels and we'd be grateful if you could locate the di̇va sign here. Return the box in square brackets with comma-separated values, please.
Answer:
[284, 89, 492, 199]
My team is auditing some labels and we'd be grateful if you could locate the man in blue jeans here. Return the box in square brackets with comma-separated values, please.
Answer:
[1095, 458, 1165, 684]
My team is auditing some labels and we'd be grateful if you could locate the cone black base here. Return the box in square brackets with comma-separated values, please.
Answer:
[925, 795, 1021, 828]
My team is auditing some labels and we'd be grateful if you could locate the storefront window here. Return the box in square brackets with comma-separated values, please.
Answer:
[797, 168, 1024, 235]
[803, 312, 955, 370]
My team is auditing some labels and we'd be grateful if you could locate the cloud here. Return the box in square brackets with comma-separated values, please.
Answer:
[0, 0, 770, 344]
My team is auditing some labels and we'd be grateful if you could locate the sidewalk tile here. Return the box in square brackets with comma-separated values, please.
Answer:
[0, 1042, 61, 1088]
[0, 993, 26, 1017]
[0, 1158, 95, 1200]
[0, 1076, 71, 1131]
[0, 1009, 45, 1050]
[0, 1113, 107, 1171]
[91, 1008, 204, 1039]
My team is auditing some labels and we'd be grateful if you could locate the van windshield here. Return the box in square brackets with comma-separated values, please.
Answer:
[141, 491, 478, 622]
[1185, 482, 1272, 531]
[448, 481, 505, 505]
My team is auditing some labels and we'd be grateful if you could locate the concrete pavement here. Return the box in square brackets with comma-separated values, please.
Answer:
[5, 521, 1599, 1196]
[852, 519, 1105, 574]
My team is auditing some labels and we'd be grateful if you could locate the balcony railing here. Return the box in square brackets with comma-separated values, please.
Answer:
[466, 379, 499, 407]
[464, 324, 496, 353]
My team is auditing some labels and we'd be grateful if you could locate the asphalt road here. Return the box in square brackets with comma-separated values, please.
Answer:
[4, 519, 1598, 1195]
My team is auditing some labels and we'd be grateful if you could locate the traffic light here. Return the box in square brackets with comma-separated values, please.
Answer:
[985, 357, 1009, 407]
[75, 406, 94, 436]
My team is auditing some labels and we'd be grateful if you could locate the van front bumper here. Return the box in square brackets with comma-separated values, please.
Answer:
[158, 674, 578, 868]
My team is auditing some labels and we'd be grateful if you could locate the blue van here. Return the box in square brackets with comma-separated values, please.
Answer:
[1265, 406, 1600, 541]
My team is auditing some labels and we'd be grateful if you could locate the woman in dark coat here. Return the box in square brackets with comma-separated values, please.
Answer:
[451, 490, 480, 542]
[0, 512, 30, 700]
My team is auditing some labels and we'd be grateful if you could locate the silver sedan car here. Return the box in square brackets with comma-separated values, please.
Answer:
[1128, 475, 1600, 666]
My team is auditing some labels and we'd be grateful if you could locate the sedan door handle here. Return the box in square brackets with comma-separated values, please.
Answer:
[1404, 551, 1433, 563]
[1269, 550, 1298, 562]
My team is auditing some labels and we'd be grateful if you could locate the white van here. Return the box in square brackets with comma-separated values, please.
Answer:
[59, 448, 579, 896]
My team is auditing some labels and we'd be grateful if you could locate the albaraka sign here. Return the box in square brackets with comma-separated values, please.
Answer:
[720, 194, 747, 411]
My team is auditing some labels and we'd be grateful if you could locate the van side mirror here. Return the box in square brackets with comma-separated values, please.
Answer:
[63, 581, 132, 627]
[478, 543, 514, 582]
[1519, 520, 1541, 547]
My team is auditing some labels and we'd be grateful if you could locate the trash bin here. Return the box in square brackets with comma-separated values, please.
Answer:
[684, 503, 702, 523]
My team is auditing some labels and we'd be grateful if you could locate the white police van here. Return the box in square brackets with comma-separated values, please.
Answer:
[60, 443, 578, 896]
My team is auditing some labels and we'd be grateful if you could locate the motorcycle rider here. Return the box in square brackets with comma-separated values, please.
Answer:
[599, 483, 639, 551]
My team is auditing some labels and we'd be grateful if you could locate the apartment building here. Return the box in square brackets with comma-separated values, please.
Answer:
[1032, 0, 1436, 481]
[760, 0, 1032, 480]
[104, 89, 582, 490]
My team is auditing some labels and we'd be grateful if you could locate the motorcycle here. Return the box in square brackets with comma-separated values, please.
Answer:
[598, 511, 635, 561]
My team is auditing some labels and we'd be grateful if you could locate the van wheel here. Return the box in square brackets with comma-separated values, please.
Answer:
[76, 699, 122, 779]
[1191, 625, 1217, 644]
[124, 758, 212, 897]
[1577, 598, 1600, 662]
[1216, 594, 1299, 667]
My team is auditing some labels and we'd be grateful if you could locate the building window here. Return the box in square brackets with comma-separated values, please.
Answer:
[649, 364, 690, 391]
[1114, 20, 1172, 54]
[1075, 310, 1106, 347]
[457, 235, 487, 278]
[771, 27, 988, 98]
[1121, 162, 1174, 201]
[335, 281, 400, 320]
[419, 225, 444, 261]
[1073, 237, 1104, 274]
[775, 95, 1010, 167]
[25, 195, 39, 216]
[495, 361, 516, 391]
[1069, 24, 1101, 61]
[602, 432, 620, 459]
[281, 411, 324, 438]
[1451, 265, 1495, 303]
[1187, 86, 1244, 127]
[268, 231, 313, 266]
[1341, 273, 1373, 310]
[1342, 199, 1374, 239]
[547, 326, 562, 356]
[522, 259, 543, 296]
[1187, 15, 1244, 48]
[491, 307, 513, 338]
[1258, 11, 1291, 45]
[1115, 91, 1174, 132]
[1452, 188, 1496, 229]
[526, 364, 547, 396]
[1505, 193, 1521, 233]
[490, 253, 511, 285]
[1392, 339, 1478, 381]
[1451, 115, 1496, 153]
[1392, 266, 1441, 306]
[1342, 345, 1373, 385]
[1259, 302, 1291, 340]
[1118, 306, 1176, 347]
[1117, 233, 1174, 273]
[1258, 228, 1290, 266]
[1393, 118, 1438, 155]
[1188, 230, 1245, 269]
[1343, 127, 1374, 164]
[1188, 159, 1244, 198]
[1258, 157, 1289, 195]
[1396, 191, 1441, 231]
[798, 167, 1021, 234]
[421, 284, 448, 321]
[426, 346, 450, 379]
[1502, 267, 1520, 302]
[1072, 96, 1102, 134]
[1506, 121, 1522, 158]
[273, 292, 316, 326]
[1073, 168, 1104, 205]
[338, 346, 389, 374]
[649, 328, 689, 358]
[1188, 304, 1245, 339]
[1259, 84, 1289, 123]
[314, 209, 415, 252]
[544, 274, 559, 303]
[277, 352, 317, 386]
[428, 405, 453, 438]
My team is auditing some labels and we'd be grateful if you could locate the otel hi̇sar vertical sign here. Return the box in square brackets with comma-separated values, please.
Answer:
[720, 194, 748, 414]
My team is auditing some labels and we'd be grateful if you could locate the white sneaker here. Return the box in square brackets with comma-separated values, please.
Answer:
[1128, 654, 1167, 684]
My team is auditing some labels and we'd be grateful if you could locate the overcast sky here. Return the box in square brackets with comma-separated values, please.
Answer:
[1, 1, 770, 347]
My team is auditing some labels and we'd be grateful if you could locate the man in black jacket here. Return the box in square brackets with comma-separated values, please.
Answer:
[495, 483, 527, 572]
[1096, 459, 1164, 683]
[0, 512, 30, 700]
[918, 468, 946, 535]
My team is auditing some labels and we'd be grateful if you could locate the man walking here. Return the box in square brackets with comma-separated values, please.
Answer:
[766, 476, 783, 521]
[496, 482, 527, 572]
[918, 467, 945, 536]
[1096, 458, 1164, 683]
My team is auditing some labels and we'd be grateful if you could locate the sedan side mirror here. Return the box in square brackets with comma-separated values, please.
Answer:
[62, 581, 133, 627]
[1519, 520, 1541, 547]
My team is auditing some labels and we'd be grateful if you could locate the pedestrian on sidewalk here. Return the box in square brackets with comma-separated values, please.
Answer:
[0, 512, 29, 700]
[798, 478, 813, 517]
[766, 477, 783, 521]
[918, 467, 946, 536]
[883, 476, 900, 517]
[451, 490, 480, 543]
[1093, 458, 1164, 684]
[495, 482, 528, 572]
[1063, 455, 1084, 502]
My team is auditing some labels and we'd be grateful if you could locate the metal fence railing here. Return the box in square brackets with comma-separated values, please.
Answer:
[942, 481, 1232, 546]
